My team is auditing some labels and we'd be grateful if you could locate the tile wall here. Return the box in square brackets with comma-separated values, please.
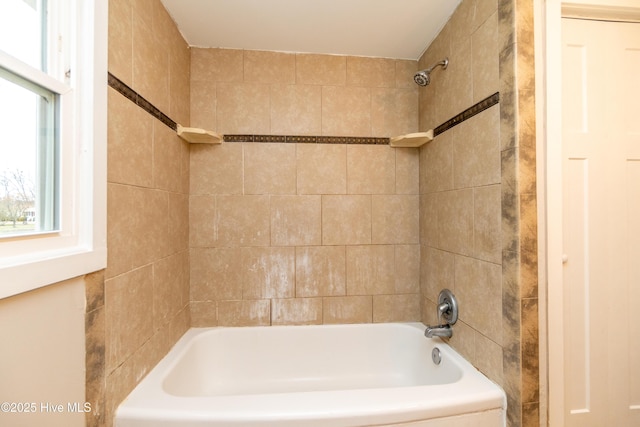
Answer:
[86, 1, 192, 426]
[417, 0, 538, 426]
[189, 50, 422, 326]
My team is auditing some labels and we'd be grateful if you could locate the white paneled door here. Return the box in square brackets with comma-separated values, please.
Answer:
[561, 17, 640, 427]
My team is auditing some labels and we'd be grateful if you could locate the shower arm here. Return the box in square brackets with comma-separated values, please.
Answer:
[425, 58, 448, 74]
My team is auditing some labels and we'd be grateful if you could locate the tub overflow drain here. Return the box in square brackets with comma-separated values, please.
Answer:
[432, 347, 442, 365]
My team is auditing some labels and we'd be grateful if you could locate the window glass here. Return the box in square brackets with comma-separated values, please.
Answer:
[0, 70, 58, 236]
[0, 0, 47, 72]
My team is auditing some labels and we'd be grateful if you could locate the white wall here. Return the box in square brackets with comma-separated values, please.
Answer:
[0, 277, 86, 427]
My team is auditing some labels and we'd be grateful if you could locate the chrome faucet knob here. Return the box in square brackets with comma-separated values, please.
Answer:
[437, 289, 458, 325]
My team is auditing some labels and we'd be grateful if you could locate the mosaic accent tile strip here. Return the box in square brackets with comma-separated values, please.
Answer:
[224, 135, 390, 145]
[107, 72, 177, 131]
[434, 92, 500, 136]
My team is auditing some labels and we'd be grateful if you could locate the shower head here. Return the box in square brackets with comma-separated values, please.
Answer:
[413, 70, 431, 86]
[413, 58, 449, 86]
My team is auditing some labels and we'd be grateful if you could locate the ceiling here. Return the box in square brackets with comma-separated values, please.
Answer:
[160, 0, 461, 60]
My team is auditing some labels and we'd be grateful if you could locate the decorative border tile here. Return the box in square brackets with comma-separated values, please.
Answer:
[224, 135, 390, 145]
[107, 73, 177, 131]
[434, 92, 500, 136]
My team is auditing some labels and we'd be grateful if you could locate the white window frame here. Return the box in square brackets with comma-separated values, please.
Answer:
[0, 0, 107, 299]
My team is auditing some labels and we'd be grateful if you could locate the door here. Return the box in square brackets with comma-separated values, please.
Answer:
[561, 17, 640, 426]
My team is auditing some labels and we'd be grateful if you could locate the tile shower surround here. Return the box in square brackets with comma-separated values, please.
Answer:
[108, 72, 499, 146]
[97, 0, 538, 425]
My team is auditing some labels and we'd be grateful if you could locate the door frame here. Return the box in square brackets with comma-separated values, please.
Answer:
[536, 1, 640, 426]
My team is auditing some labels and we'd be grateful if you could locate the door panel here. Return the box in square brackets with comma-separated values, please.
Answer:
[562, 18, 640, 427]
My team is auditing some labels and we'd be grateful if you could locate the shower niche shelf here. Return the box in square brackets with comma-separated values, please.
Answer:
[177, 125, 222, 144]
[389, 130, 434, 148]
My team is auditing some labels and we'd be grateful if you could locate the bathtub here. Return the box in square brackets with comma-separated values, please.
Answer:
[116, 323, 506, 427]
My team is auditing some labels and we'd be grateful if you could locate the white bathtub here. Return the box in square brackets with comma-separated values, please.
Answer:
[116, 323, 506, 427]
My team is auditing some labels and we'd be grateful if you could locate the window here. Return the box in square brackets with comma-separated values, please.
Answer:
[0, 0, 107, 299]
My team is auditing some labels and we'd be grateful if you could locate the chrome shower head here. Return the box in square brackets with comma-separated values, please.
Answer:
[413, 58, 449, 86]
[413, 70, 430, 86]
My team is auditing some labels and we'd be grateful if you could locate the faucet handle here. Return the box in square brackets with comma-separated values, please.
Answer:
[437, 289, 458, 325]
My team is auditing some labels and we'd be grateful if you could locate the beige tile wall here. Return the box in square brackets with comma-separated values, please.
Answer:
[418, 0, 538, 426]
[191, 49, 418, 138]
[88, 1, 192, 426]
[190, 49, 421, 326]
[419, 0, 502, 371]
[190, 143, 421, 326]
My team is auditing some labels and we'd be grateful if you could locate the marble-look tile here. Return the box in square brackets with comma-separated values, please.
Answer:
[499, 45, 517, 151]
[422, 247, 455, 300]
[373, 294, 420, 323]
[321, 86, 371, 136]
[501, 148, 520, 253]
[522, 402, 540, 427]
[475, 333, 504, 386]
[395, 148, 420, 194]
[212, 195, 271, 247]
[437, 189, 474, 256]
[190, 143, 243, 195]
[455, 256, 502, 345]
[153, 251, 189, 329]
[270, 196, 322, 246]
[502, 250, 521, 345]
[190, 79, 216, 131]
[323, 296, 372, 324]
[132, 10, 169, 114]
[108, 0, 133, 86]
[270, 84, 322, 135]
[190, 301, 218, 327]
[153, 121, 188, 193]
[503, 339, 523, 427]
[346, 56, 396, 88]
[447, 319, 475, 364]
[452, 105, 501, 189]
[395, 60, 419, 89]
[521, 248, 538, 299]
[394, 245, 420, 294]
[85, 270, 105, 313]
[322, 195, 372, 245]
[105, 265, 154, 372]
[272, 298, 323, 325]
[371, 87, 419, 138]
[296, 144, 347, 195]
[420, 130, 454, 193]
[439, 38, 473, 126]
[472, 12, 499, 103]
[296, 246, 346, 297]
[85, 305, 105, 427]
[347, 145, 396, 194]
[242, 247, 295, 299]
[474, 184, 502, 263]
[522, 298, 539, 404]
[190, 48, 243, 83]
[216, 83, 271, 135]
[244, 50, 295, 84]
[190, 247, 243, 301]
[107, 184, 168, 277]
[346, 245, 395, 296]
[420, 194, 439, 247]
[107, 89, 153, 188]
[218, 299, 271, 327]
[244, 143, 297, 195]
[296, 53, 346, 86]
[371, 195, 419, 244]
